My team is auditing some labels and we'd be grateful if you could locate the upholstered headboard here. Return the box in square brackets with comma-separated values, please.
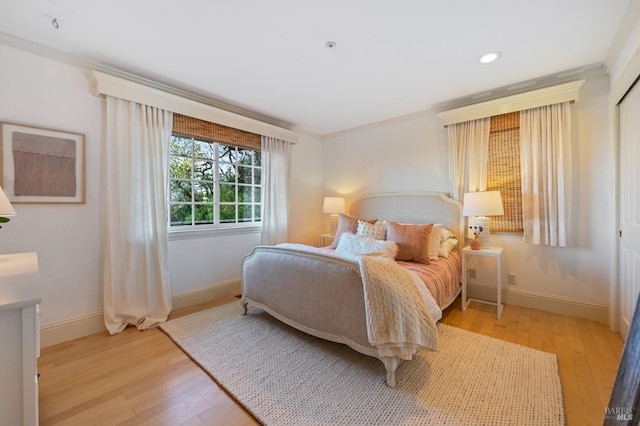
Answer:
[349, 192, 464, 249]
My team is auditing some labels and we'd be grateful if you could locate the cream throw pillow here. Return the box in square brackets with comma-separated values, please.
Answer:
[356, 219, 386, 240]
[438, 238, 458, 258]
[441, 227, 456, 242]
[429, 224, 442, 261]
[335, 233, 399, 260]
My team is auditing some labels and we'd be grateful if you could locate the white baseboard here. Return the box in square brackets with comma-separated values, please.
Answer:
[171, 279, 241, 311]
[467, 282, 609, 323]
[40, 278, 242, 348]
[40, 312, 105, 349]
[41, 279, 607, 347]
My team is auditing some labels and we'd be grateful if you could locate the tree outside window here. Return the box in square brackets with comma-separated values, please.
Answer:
[169, 135, 261, 227]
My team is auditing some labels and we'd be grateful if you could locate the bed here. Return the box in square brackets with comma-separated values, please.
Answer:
[241, 192, 464, 387]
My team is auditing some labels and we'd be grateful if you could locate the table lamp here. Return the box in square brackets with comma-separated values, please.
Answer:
[0, 186, 16, 227]
[323, 197, 345, 236]
[462, 191, 504, 249]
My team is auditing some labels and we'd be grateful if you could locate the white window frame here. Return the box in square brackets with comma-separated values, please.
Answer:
[168, 135, 262, 238]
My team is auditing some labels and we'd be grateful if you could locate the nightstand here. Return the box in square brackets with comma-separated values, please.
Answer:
[461, 246, 504, 319]
[319, 234, 335, 247]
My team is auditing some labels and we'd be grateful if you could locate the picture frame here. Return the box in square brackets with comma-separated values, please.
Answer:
[0, 122, 86, 204]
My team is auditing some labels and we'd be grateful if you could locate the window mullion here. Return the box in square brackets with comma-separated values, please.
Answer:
[190, 138, 196, 226]
[235, 148, 239, 224]
[214, 143, 220, 225]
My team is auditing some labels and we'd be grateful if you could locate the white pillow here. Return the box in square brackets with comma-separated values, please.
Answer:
[429, 224, 442, 261]
[356, 219, 386, 240]
[336, 232, 399, 260]
[441, 227, 456, 242]
[438, 238, 458, 258]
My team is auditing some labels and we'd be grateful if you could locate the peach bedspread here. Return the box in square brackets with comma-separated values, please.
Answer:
[397, 250, 461, 307]
[311, 244, 461, 309]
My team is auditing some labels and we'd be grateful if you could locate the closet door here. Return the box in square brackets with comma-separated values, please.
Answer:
[619, 80, 640, 339]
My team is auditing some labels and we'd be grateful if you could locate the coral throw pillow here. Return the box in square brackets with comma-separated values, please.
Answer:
[385, 221, 433, 264]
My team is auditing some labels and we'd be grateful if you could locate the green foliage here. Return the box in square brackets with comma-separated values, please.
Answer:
[169, 136, 261, 227]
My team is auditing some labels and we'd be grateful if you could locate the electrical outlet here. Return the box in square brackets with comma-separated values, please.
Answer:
[508, 273, 517, 285]
[469, 268, 477, 279]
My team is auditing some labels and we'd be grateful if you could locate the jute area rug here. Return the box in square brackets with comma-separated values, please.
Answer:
[160, 302, 565, 425]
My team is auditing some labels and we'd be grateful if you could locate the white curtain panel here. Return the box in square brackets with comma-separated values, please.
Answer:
[260, 135, 290, 245]
[520, 102, 571, 246]
[447, 117, 490, 238]
[447, 117, 491, 201]
[103, 96, 173, 334]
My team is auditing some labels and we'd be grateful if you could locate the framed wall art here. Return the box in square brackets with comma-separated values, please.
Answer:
[1, 122, 86, 203]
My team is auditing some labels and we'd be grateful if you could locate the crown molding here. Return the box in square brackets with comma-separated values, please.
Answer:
[0, 31, 298, 137]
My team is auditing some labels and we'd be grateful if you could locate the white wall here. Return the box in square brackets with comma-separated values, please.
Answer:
[323, 75, 612, 308]
[289, 134, 324, 245]
[608, 0, 640, 91]
[0, 45, 104, 326]
[322, 111, 449, 203]
[0, 44, 323, 332]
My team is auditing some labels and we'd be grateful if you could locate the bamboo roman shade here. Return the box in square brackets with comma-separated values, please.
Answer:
[487, 112, 523, 232]
[172, 113, 261, 151]
[489, 111, 519, 132]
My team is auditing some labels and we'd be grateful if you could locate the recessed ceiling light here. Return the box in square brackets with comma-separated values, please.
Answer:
[478, 51, 502, 64]
[326, 41, 336, 49]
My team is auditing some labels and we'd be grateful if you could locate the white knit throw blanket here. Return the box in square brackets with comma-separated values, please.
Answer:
[341, 251, 441, 360]
[277, 244, 441, 360]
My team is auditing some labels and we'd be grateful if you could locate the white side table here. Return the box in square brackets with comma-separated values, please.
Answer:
[319, 234, 335, 247]
[461, 246, 504, 319]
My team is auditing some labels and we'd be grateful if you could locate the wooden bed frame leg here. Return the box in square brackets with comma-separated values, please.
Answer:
[383, 356, 398, 387]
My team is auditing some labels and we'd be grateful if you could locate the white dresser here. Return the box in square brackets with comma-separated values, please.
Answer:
[0, 252, 41, 426]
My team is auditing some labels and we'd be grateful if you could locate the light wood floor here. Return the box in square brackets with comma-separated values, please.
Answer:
[38, 296, 624, 425]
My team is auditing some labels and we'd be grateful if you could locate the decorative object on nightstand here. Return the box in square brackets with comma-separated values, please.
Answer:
[469, 230, 482, 250]
[462, 191, 504, 249]
[469, 226, 483, 250]
[461, 246, 504, 319]
[0, 186, 16, 227]
[322, 196, 345, 236]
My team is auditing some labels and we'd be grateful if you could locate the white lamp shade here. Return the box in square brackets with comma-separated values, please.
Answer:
[322, 197, 345, 214]
[462, 191, 504, 217]
[0, 187, 16, 216]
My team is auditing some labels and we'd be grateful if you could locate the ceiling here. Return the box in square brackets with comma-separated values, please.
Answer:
[0, 0, 630, 137]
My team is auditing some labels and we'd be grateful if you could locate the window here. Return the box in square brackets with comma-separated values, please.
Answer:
[487, 112, 523, 232]
[168, 114, 262, 228]
[439, 82, 581, 240]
